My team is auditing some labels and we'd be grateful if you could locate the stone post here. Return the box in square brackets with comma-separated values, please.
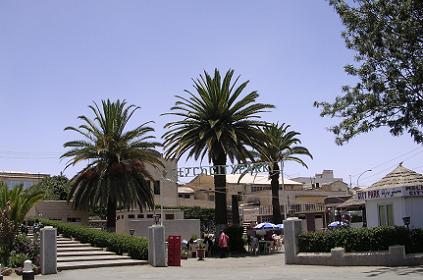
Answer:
[148, 225, 166, 267]
[388, 245, 406, 266]
[22, 260, 34, 280]
[283, 217, 302, 264]
[40, 226, 57, 275]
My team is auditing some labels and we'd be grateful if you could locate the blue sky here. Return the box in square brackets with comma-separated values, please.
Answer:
[0, 0, 421, 186]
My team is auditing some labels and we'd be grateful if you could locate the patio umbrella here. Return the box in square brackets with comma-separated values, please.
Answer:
[275, 224, 284, 229]
[328, 221, 348, 228]
[254, 222, 276, 229]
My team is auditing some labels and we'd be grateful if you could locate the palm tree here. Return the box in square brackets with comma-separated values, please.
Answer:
[61, 99, 163, 231]
[258, 123, 312, 224]
[163, 69, 274, 229]
[0, 183, 44, 224]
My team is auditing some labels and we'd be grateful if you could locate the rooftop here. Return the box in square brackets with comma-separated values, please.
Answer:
[368, 163, 423, 189]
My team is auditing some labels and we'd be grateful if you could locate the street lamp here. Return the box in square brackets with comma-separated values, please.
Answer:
[356, 169, 372, 188]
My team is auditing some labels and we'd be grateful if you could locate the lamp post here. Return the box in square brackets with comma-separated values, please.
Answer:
[280, 160, 288, 220]
[356, 169, 372, 188]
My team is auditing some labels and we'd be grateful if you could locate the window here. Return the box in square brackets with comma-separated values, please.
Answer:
[165, 214, 174, 220]
[137, 214, 144, 219]
[378, 204, 394, 226]
[128, 214, 135, 219]
[147, 214, 153, 218]
[67, 218, 81, 223]
[154, 180, 160, 195]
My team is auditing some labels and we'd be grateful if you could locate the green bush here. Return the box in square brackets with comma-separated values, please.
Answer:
[180, 207, 215, 234]
[9, 252, 28, 268]
[31, 218, 148, 260]
[298, 226, 423, 253]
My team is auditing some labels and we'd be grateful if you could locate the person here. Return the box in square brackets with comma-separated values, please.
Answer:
[251, 235, 258, 256]
[218, 230, 229, 258]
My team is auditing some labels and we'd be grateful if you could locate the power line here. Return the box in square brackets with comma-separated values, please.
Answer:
[350, 146, 422, 178]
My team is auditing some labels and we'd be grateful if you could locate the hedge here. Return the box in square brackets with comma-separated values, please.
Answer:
[31, 218, 148, 260]
[298, 226, 423, 254]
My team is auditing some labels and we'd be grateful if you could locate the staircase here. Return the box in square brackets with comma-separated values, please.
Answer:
[56, 235, 148, 270]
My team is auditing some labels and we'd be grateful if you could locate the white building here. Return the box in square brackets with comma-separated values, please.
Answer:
[358, 164, 423, 229]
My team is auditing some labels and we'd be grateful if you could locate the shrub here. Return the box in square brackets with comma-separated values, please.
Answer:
[298, 226, 423, 253]
[9, 252, 28, 268]
[31, 218, 148, 260]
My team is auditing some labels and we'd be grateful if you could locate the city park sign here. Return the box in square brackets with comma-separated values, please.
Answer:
[357, 185, 423, 200]
[164, 161, 273, 179]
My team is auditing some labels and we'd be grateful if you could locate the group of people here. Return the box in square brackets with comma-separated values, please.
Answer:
[246, 230, 283, 255]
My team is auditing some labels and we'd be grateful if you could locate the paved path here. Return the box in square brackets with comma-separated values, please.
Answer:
[35, 253, 423, 280]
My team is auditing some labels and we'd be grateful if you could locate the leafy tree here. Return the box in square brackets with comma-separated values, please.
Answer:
[30, 174, 70, 200]
[0, 203, 18, 266]
[256, 123, 312, 224]
[0, 183, 44, 224]
[61, 99, 163, 231]
[315, 0, 423, 144]
[163, 69, 274, 228]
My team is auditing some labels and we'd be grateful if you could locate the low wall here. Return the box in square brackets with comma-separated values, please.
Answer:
[283, 218, 423, 266]
[26, 200, 89, 226]
[296, 246, 423, 266]
[117, 219, 200, 241]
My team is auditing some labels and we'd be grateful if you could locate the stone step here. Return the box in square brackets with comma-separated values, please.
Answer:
[58, 255, 130, 262]
[58, 247, 103, 252]
[57, 240, 81, 245]
[57, 243, 93, 248]
[58, 259, 148, 270]
[58, 251, 116, 257]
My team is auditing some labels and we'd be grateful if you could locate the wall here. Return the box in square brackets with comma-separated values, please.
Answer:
[147, 159, 179, 207]
[117, 219, 200, 241]
[26, 200, 89, 225]
[366, 198, 406, 227]
[404, 197, 423, 228]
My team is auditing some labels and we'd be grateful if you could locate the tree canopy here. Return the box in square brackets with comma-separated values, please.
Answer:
[30, 174, 70, 200]
[315, 0, 423, 144]
[62, 99, 163, 230]
[163, 69, 273, 226]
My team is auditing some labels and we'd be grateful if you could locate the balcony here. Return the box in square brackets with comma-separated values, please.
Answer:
[258, 203, 325, 216]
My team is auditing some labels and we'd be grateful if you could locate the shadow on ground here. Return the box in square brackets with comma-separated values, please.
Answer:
[363, 266, 423, 277]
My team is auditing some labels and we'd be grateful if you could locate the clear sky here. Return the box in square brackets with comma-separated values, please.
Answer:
[0, 0, 421, 187]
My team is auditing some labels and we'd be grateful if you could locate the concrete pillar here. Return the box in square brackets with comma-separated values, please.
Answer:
[331, 247, 345, 266]
[148, 225, 166, 267]
[283, 217, 302, 264]
[40, 226, 57, 275]
[388, 245, 406, 266]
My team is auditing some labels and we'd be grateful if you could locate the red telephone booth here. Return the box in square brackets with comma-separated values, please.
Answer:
[168, 235, 181, 266]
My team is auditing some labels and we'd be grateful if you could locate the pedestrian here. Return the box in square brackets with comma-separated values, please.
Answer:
[218, 230, 229, 258]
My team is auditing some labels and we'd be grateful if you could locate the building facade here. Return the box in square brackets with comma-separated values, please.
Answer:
[0, 171, 49, 188]
[358, 164, 423, 229]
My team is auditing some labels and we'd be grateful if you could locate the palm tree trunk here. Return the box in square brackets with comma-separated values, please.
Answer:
[106, 199, 117, 232]
[270, 163, 283, 224]
[213, 154, 227, 230]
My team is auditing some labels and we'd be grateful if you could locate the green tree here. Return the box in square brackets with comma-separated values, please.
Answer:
[0, 183, 44, 224]
[30, 174, 70, 200]
[61, 99, 163, 231]
[315, 0, 423, 144]
[256, 123, 312, 224]
[163, 69, 274, 228]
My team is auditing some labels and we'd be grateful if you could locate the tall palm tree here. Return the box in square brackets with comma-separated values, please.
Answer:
[163, 69, 274, 229]
[61, 99, 163, 231]
[258, 123, 312, 224]
[0, 183, 44, 224]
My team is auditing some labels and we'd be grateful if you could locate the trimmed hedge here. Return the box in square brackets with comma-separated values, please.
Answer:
[298, 226, 423, 254]
[31, 218, 148, 260]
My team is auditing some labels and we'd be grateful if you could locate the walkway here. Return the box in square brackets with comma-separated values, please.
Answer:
[39, 253, 423, 280]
